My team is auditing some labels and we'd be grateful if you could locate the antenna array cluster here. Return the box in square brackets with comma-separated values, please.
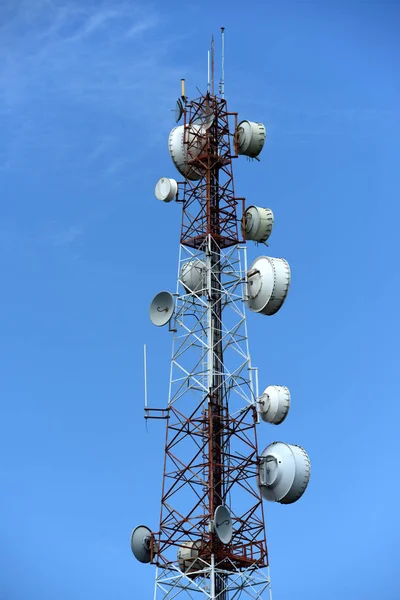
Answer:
[131, 30, 311, 600]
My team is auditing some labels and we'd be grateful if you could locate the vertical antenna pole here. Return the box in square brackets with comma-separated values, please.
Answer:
[143, 343, 148, 410]
[221, 26, 225, 98]
[208, 50, 211, 94]
[211, 35, 215, 96]
[210, 554, 216, 600]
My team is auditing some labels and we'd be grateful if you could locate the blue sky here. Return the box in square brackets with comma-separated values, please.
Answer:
[0, 1, 399, 598]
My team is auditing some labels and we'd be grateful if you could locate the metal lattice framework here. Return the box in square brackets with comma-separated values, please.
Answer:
[179, 95, 242, 249]
[144, 92, 272, 599]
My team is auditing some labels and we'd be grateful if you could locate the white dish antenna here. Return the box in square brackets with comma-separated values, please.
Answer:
[155, 177, 178, 203]
[214, 505, 232, 545]
[246, 256, 291, 316]
[243, 206, 274, 243]
[259, 442, 311, 504]
[258, 385, 290, 425]
[168, 125, 206, 181]
[149, 291, 175, 327]
[130, 525, 153, 563]
[180, 260, 207, 295]
[237, 120, 266, 158]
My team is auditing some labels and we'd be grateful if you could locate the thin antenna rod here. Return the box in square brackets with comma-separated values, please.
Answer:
[208, 50, 210, 94]
[211, 35, 215, 96]
[143, 343, 148, 410]
[221, 26, 225, 98]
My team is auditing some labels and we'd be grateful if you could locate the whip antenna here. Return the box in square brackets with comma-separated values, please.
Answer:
[220, 26, 225, 98]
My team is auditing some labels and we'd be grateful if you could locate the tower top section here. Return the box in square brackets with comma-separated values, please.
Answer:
[163, 28, 267, 250]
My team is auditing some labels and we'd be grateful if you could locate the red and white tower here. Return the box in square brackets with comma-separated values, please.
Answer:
[131, 31, 311, 600]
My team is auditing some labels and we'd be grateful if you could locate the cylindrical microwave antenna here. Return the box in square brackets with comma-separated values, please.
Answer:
[259, 442, 311, 504]
[155, 177, 178, 202]
[237, 121, 266, 158]
[243, 206, 274, 243]
[258, 385, 290, 425]
[246, 256, 291, 316]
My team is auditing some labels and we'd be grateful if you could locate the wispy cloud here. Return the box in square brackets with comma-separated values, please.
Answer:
[42, 223, 84, 248]
[126, 15, 159, 38]
[68, 9, 122, 41]
[0, 1, 193, 266]
[0, 220, 84, 265]
[0, 1, 184, 177]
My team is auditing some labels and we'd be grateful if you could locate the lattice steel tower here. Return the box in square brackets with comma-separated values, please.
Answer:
[131, 30, 311, 600]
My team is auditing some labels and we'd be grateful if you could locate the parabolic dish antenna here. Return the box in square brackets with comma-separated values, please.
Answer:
[246, 256, 291, 316]
[174, 97, 184, 123]
[259, 442, 311, 504]
[258, 385, 290, 425]
[214, 505, 232, 545]
[149, 291, 175, 327]
[130, 525, 152, 563]
[155, 177, 178, 203]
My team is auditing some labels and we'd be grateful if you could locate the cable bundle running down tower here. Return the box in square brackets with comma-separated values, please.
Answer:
[131, 30, 311, 600]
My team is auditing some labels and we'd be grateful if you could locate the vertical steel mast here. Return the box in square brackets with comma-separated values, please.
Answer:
[151, 86, 270, 600]
[132, 29, 311, 600]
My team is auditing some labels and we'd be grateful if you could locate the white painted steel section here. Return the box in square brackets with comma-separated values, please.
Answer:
[210, 554, 215, 600]
[167, 241, 257, 409]
[154, 558, 271, 600]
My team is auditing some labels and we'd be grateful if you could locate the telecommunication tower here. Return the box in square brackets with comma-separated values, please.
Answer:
[131, 30, 311, 599]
